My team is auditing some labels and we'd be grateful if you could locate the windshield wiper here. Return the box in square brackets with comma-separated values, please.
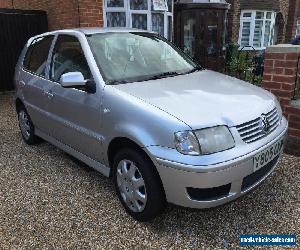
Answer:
[145, 71, 181, 81]
[107, 79, 131, 85]
[184, 66, 203, 75]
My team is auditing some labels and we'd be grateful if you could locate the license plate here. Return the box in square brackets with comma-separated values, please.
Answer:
[253, 139, 284, 172]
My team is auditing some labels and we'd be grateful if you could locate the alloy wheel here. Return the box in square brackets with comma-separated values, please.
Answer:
[19, 110, 31, 140]
[116, 159, 147, 212]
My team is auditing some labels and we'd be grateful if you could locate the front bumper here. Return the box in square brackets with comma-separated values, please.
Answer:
[147, 117, 288, 209]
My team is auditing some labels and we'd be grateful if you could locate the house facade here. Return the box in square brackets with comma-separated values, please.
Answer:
[0, 0, 174, 40]
[1, 0, 299, 47]
[226, 0, 300, 49]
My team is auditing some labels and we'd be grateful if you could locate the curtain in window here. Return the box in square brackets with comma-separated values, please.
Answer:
[152, 13, 164, 36]
[107, 0, 124, 7]
[253, 20, 263, 48]
[241, 22, 251, 47]
[107, 12, 126, 27]
[132, 14, 147, 30]
[130, 0, 148, 10]
[264, 20, 271, 47]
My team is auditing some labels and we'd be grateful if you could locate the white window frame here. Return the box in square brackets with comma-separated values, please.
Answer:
[103, 0, 173, 40]
[104, 0, 128, 28]
[296, 17, 300, 36]
[238, 10, 276, 50]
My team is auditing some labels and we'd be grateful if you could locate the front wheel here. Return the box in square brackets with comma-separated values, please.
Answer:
[18, 106, 40, 145]
[113, 148, 166, 221]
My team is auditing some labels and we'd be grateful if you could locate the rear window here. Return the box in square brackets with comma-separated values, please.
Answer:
[23, 35, 54, 77]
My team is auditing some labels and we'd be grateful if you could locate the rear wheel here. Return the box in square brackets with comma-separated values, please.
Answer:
[113, 148, 166, 221]
[18, 106, 40, 145]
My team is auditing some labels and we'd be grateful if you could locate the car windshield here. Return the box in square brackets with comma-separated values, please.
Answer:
[87, 32, 201, 84]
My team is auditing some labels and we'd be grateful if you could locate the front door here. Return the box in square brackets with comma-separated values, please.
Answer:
[44, 34, 103, 162]
[202, 10, 225, 70]
[178, 8, 225, 71]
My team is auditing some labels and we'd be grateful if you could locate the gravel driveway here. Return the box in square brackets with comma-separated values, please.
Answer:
[0, 93, 299, 249]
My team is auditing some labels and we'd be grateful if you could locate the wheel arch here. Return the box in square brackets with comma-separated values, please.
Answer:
[108, 137, 147, 169]
[15, 98, 25, 113]
[107, 137, 161, 180]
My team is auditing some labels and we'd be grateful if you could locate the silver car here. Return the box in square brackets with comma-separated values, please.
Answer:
[14, 28, 288, 221]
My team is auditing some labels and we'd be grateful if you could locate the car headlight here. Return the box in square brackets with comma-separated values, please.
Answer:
[195, 126, 235, 155]
[174, 131, 201, 155]
[174, 126, 235, 156]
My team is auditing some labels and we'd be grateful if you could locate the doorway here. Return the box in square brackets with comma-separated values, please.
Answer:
[174, 3, 229, 71]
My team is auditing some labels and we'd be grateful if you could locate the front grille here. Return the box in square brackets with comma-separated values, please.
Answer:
[236, 108, 280, 143]
[241, 156, 279, 191]
[187, 184, 231, 201]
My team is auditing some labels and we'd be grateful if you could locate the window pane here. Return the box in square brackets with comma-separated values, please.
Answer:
[266, 12, 272, 19]
[183, 15, 196, 57]
[207, 12, 218, 57]
[264, 20, 271, 47]
[297, 17, 300, 35]
[50, 35, 91, 82]
[152, 13, 164, 36]
[107, 0, 124, 7]
[253, 20, 263, 47]
[167, 0, 172, 12]
[130, 0, 147, 10]
[168, 15, 172, 41]
[241, 21, 251, 46]
[24, 36, 54, 77]
[107, 12, 126, 27]
[243, 12, 252, 18]
[151, 0, 168, 11]
[132, 14, 147, 30]
[255, 11, 264, 19]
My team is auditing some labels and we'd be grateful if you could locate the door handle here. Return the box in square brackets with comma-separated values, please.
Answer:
[44, 90, 54, 100]
[19, 81, 26, 88]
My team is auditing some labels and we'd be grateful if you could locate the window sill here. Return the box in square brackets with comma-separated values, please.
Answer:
[239, 46, 266, 51]
[290, 99, 300, 108]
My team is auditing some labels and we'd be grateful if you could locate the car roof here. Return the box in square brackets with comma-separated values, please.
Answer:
[74, 27, 153, 35]
[27, 27, 155, 46]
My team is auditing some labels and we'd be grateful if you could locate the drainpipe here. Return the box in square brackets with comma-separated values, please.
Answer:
[77, 0, 81, 27]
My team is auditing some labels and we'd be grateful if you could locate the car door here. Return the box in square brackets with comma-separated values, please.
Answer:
[43, 34, 103, 162]
[21, 35, 55, 131]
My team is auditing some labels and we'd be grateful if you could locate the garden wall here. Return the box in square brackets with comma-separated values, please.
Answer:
[262, 44, 300, 156]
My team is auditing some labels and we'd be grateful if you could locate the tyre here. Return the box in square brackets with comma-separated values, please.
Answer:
[113, 148, 166, 221]
[18, 105, 40, 145]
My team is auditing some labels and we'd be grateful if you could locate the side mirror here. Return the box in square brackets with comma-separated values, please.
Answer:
[60, 72, 87, 88]
[60, 72, 96, 93]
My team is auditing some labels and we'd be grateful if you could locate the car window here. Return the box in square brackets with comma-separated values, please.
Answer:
[23, 36, 54, 77]
[87, 32, 199, 84]
[50, 35, 91, 82]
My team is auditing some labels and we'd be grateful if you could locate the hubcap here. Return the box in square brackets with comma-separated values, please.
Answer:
[116, 159, 147, 213]
[19, 110, 31, 140]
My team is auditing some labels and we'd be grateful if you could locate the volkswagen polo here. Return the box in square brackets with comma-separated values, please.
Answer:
[14, 28, 288, 221]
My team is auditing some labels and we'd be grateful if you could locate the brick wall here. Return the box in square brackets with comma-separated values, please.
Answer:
[78, 0, 103, 27]
[262, 45, 300, 156]
[226, 0, 240, 43]
[286, 0, 300, 41]
[0, 0, 12, 8]
[0, 0, 103, 30]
